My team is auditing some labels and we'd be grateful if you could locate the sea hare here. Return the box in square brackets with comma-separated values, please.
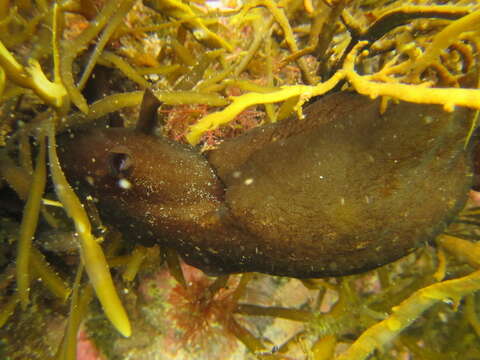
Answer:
[58, 92, 473, 278]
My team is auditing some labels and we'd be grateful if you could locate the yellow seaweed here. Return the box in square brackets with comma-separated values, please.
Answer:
[238, 0, 315, 84]
[56, 265, 83, 360]
[232, 15, 274, 78]
[0, 41, 67, 108]
[337, 270, 480, 360]
[0, 293, 19, 328]
[465, 294, 480, 338]
[77, 0, 137, 90]
[122, 245, 148, 282]
[60, 0, 125, 113]
[18, 132, 33, 174]
[0, 150, 31, 200]
[186, 71, 343, 145]
[437, 234, 480, 269]
[165, 248, 187, 288]
[145, 0, 232, 51]
[236, 304, 311, 322]
[16, 131, 46, 308]
[343, 41, 480, 111]
[30, 246, 71, 302]
[47, 118, 131, 337]
[0, 65, 4, 96]
[409, 9, 480, 81]
[98, 51, 150, 88]
[311, 335, 336, 360]
[227, 317, 267, 354]
[63, 90, 227, 131]
[56, 265, 93, 360]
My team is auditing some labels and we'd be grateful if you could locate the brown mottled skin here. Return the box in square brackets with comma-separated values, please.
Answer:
[58, 92, 473, 278]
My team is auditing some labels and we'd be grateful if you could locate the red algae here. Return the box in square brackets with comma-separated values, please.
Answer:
[166, 264, 241, 356]
[77, 327, 107, 360]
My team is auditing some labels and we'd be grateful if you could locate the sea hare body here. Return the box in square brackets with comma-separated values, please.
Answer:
[59, 92, 473, 278]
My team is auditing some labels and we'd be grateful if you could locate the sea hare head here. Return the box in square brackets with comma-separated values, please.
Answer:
[58, 128, 224, 245]
[59, 93, 474, 278]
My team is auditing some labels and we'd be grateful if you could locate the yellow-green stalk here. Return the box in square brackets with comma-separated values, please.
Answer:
[16, 131, 46, 308]
[47, 117, 131, 337]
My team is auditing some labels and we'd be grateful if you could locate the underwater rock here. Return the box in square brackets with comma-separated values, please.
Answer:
[58, 92, 473, 278]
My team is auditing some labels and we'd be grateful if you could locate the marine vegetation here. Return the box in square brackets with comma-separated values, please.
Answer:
[1, 0, 480, 359]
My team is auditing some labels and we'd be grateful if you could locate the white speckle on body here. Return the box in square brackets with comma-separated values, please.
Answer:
[85, 176, 94, 186]
[244, 178, 254, 185]
[118, 178, 132, 189]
